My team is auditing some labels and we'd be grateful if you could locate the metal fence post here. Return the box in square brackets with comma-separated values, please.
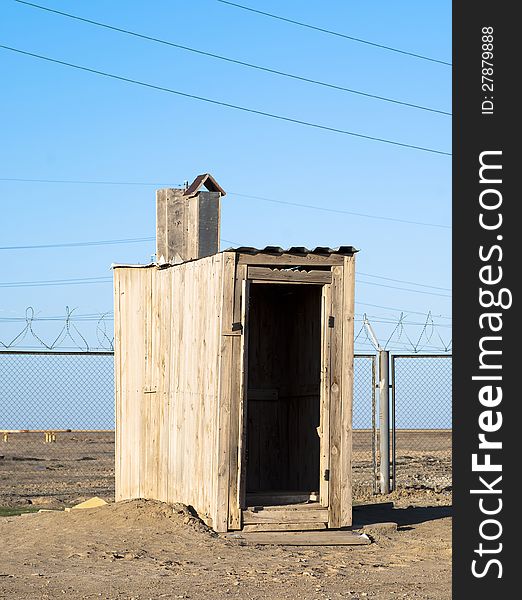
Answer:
[390, 355, 396, 492]
[379, 350, 390, 494]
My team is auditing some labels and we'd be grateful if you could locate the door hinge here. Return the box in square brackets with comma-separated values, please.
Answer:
[323, 469, 330, 481]
[328, 316, 335, 328]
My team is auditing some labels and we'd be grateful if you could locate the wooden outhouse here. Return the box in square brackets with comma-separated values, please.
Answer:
[114, 174, 357, 532]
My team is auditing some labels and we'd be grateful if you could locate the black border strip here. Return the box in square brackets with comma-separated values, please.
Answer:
[453, 3, 515, 596]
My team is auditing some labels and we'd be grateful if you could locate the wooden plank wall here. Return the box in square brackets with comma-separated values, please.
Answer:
[114, 267, 150, 501]
[214, 253, 238, 532]
[327, 258, 355, 528]
[226, 262, 248, 530]
[328, 266, 344, 528]
[114, 251, 355, 531]
[166, 254, 223, 525]
[156, 189, 220, 264]
[340, 255, 355, 527]
[114, 254, 224, 527]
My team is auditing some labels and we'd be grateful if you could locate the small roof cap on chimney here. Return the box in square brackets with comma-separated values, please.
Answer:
[183, 173, 226, 198]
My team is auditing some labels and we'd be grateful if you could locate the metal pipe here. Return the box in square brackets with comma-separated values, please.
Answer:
[370, 355, 377, 494]
[379, 350, 390, 494]
[390, 355, 396, 491]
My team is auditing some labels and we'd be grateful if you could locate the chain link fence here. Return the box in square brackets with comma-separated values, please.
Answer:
[391, 354, 452, 492]
[1, 350, 451, 509]
[352, 355, 377, 496]
[0, 351, 115, 508]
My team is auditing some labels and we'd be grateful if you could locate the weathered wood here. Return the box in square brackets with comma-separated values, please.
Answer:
[156, 189, 220, 264]
[155, 189, 167, 265]
[222, 530, 370, 546]
[198, 191, 221, 258]
[341, 256, 355, 527]
[156, 188, 184, 264]
[215, 253, 236, 532]
[242, 522, 327, 532]
[238, 253, 345, 266]
[243, 508, 329, 524]
[115, 256, 224, 527]
[246, 492, 319, 506]
[246, 502, 324, 511]
[113, 269, 123, 501]
[250, 280, 331, 286]
[115, 245, 356, 534]
[167, 264, 185, 506]
[247, 266, 332, 284]
[139, 267, 154, 499]
[157, 268, 171, 502]
[319, 283, 332, 508]
[328, 266, 344, 528]
[228, 260, 245, 530]
[237, 276, 250, 518]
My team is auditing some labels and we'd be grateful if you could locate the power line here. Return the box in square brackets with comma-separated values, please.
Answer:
[0, 237, 155, 250]
[0, 312, 113, 322]
[0, 44, 451, 157]
[0, 276, 113, 288]
[0, 178, 451, 229]
[356, 301, 452, 320]
[0, 177, 180, 186]
[356, 279, 451, 298]
[358, 271, 450, 291]
[217, 0, 452, 67]
[1, 310, 451, 327]
[227, 192, 451, 229]
[0, 179, 452, 229]
[221, 238, 243, 247]
[0, 272, 452, 301]
[354, 314, 452, 328]
[13, 0, 450, 117]
[0, 237, 237, 251]
[0, 233, 452, 298]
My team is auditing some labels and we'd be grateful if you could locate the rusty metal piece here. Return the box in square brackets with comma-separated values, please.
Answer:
[183, 173, 227, 198]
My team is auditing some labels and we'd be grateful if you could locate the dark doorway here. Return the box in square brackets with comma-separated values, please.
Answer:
[245, 283, 322, 500]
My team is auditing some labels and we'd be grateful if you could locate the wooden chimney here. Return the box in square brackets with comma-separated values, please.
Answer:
[156, 173, 226, 264]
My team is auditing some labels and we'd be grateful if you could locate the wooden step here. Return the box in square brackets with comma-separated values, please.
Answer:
[246, 491, 319, 505]
[242, 522, 327, 532]
[247, 502, 326, 511]
[223, 530, 371, 546]
[243, 508, 329, 524]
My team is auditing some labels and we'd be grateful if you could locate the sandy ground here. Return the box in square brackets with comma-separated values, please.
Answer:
[0, 431, 451, 599]
[0, 493, 451, 600]
[0, 431, 451, 507]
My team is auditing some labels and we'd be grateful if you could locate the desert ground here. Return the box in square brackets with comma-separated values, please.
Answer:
[0, 431, 451, 600]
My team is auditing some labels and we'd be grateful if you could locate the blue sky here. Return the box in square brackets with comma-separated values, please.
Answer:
[0, 0, 451, 352]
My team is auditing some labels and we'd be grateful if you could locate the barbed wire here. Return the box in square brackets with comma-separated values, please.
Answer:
[355, 311, 452, 354]
[0, 307, 114, 351]
[0, 307, 451, 354]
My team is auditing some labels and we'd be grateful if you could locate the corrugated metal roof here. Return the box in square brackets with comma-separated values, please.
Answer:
[111, 246, 358, 269]
[111, 263, 156, 269]
[223, 245, 358, 255]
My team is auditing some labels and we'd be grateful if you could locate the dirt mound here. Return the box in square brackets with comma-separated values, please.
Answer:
[49, 498, 217, 537]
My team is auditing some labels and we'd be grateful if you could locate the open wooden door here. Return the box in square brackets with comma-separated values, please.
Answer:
[319, 282, 332, 508]
[237, 277, 332, 531]
[237, 278, 250, 516]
